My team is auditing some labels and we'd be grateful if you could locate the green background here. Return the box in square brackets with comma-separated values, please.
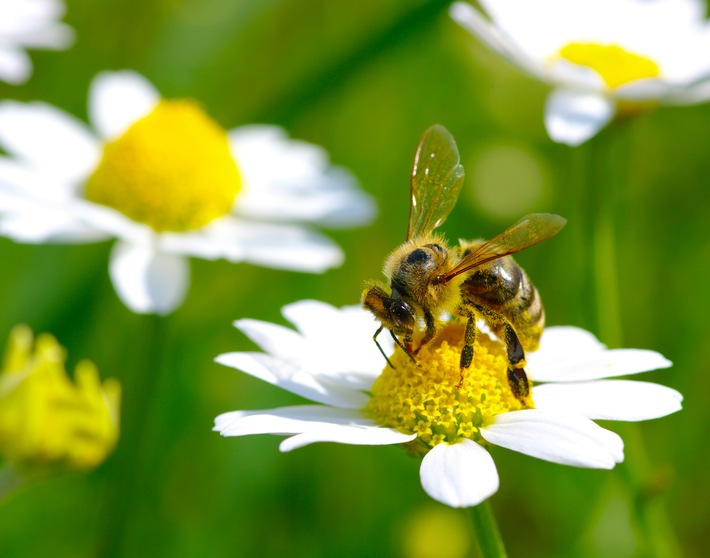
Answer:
[0, 1, 706, 556]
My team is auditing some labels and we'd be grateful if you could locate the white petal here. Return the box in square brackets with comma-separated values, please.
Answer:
[533, 326, 606, 359]
[215, 405, 364, 434]
[214, 405, 412, 451]
[533, 380, 683, 421]
[214, 352, 369, 409]
[229, 125, 376, 228]
[281, 300, 389, 387]
[0, 206, 107, 243]
[544, 89, 615, 146]
[281, 299, 345, 340]
[233, 312, 383, 392]
[108, 241, 189, 315]
[481, 409, 624, 469]
[529, 348, 672, 383]
[8, 23, 74, 50]
[70, 199, 153, 244]
[212, 218, 344, 272]
[157, 228, 237, 261]
[449, 2, 546, 82]
[234, 318, 308, 359]
[0, 101, 99, 181]
[419, 440, 499, 508]
[279, 424, 415, 451]
[546, 59, 606, 91]
[0, 46, 31, 85]
[614, 78, 674, 101]
[661, 75, 710, 105]
[88, 71, 159, 141]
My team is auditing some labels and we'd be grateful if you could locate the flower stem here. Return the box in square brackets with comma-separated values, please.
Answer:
[582, 124, 681, 557]
[587, 128, 625, 347]
[468, 500, 507, 558]
[0, 464, 24, 502]
[99, 314, 167, 557]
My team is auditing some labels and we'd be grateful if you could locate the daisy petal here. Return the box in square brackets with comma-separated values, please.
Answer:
[214, 352, 369, 409]
[614, 78, 673, 101]
[89, 71, 159, 141]
[529, 348, 672, 383]
[280, 300, 388, 387]
[481, 409, 624, 469]
[0, 205, 107, 243]
[544, 89, 615, 146]
[0, 46, 31, 85]
[419, 439, 499, 508]
[225, 220, 344, 272]
[532, 326, 606, 359]
[533, 380, 683, 421]
[234, 318, 307, 359]
[229, 125, 376, 227]
[281, 299, 345, 339]
[279, 424, 415, 452]
[449, 2, 546, 81]
[0, 101, 99, 181]
[108, 241, 189, 315]
[664, 76, 710, 105]
[215, 405, 365, 435]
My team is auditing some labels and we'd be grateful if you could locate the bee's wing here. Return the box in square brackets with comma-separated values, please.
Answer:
[440, 213, 567, 282]
[407, 125, 465, 241]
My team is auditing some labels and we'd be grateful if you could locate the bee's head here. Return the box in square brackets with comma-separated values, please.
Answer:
[361, 283, 416, 335]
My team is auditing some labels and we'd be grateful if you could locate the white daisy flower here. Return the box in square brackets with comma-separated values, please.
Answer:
[0, 0, 74, 85]
[450, 0, 710, 145]
[0, 71, 376, 315]
[213, 300, 682, 508]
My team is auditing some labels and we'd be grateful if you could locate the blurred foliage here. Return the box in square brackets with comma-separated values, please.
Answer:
[0, 0, 708, 557]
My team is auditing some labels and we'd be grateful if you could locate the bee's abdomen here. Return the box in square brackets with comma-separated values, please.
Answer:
[461, 257, 544, 350]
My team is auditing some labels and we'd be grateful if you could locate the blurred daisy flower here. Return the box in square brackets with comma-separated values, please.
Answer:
[0, 325, 120, 481]
[214, 300, 682, 508]
[0, 0, 74, 85]
[451, 0, 710, 145]
[0, 71, 375, 314]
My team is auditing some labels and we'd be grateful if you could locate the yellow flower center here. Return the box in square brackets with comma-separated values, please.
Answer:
[85, 100, 241, 232]
[366, 322, 532, 457]
[558, 42, 660, 89]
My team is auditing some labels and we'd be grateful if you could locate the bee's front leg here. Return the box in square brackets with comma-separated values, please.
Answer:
[413, 310, 437, 356]
[390, 330, 419, 365]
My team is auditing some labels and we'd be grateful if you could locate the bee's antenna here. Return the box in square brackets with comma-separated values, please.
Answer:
[373, 325, 395, 369]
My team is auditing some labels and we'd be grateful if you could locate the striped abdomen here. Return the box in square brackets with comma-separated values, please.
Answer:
[459, 252, 544, 352]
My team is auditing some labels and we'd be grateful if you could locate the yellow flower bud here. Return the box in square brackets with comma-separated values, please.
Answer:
[0, 326, 120, 476]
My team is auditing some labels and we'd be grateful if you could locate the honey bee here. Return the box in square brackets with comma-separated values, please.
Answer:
[362, 125, 566, 403]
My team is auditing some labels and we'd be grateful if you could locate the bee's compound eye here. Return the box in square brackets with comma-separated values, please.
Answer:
[390, 301, 415, 331]
[406, 248, 430, 265]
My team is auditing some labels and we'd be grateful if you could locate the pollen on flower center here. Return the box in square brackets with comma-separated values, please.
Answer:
[85, 100, 241, 232]
[558, 43, 660, 89]
[366, 322, 531, 456]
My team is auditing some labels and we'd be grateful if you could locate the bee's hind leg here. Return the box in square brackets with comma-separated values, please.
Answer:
[457, 306, 477, 389]
[503, 323, 531, 405]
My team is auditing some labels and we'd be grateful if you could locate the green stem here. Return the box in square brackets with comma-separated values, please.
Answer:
[469, 500, 507, 558]
[588, 129, 625, 347]
[0, 464, 24, 502]
[99, 314, 167, 557]
[583, 125, 681, 558]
